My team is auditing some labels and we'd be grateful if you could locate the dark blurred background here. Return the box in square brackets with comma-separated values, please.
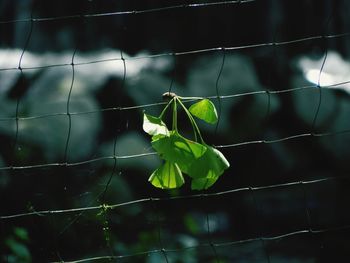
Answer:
[1, 0, 350, 262]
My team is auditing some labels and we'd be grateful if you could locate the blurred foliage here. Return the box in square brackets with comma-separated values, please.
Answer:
[3, 227, 31, 263]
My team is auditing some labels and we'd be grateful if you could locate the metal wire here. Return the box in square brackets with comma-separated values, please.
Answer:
[0, 0, 256, 24]
[1, 80, 350, 123]
[47, 223, 350, 263]
[2, 174, 349, 220]
[0, 32, 349, 73]
[63, 48, 77, 163]
[0, 128, 349, 172]
[214, 47, 226, 136]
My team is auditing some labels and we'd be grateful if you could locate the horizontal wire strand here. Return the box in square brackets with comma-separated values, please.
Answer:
[1, 174, 349, 219]
[48, 222, 350, 263]
[0, 32, 349, 72]
[1, 80, 350, 122]
[0, 0, 256, 24]
[0, 128, 349, 171]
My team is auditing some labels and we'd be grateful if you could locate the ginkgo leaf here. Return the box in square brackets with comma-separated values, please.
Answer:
[188, 145, 229, 189]
[151, 131, 207, 173]
[191, 170, 220, 190]
[148, 161, 184, 189]
[143, 113, 169, 136]
[189, 99, 218, 124]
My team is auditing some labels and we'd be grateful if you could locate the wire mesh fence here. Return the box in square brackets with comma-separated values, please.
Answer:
[1, 0, 350, 262]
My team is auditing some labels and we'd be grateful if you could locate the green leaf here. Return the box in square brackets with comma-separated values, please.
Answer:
[151, 133, 167, 141]
[143, 113, 169, 136]
[189, 99, 218, 124]
[148, 161, 184, 189]
[151, 132, 207, 173]
[188, 146, 230, 189]
[191, 171, 220, 190]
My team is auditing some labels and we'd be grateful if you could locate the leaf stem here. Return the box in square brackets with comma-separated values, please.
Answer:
[159, 98, 174, 119]
[176, 97, 204, 144]
[172, 98, 177, 132]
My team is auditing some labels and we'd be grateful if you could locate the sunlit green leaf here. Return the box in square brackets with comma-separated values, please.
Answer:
[143, 113, 169, 136]
[188, 146, 229, 190]
[189, 99, 218, 124]
[148, 161, 184, 189]
[151, 131, 207, 173]
[151, 133, 167, 142]
[191, 171, 220, 190]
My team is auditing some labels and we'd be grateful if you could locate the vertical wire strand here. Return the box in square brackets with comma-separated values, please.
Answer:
[57, 38, 78, 240]
[263, 39, 277, 130]
[304, 4, 333, 250]
[11, 9, 41, 260]
[17, 6, 64, 261]
[206, 20, 225, 263]
[101, 50, 126, 202]
[311, 49, 327, 134]
[146, 46, 171, 263]
[154, 52, 175, 263]
[98, 50, 127, 260]
[17, 14, 34, 69]
[57, 23, 127, 260]
[63, 48, 77, 163]
[203, 47, 226, 263]
[214, 48, 226, 136]
[311, 2, 333, 134]
[249, 29, 275, 257]
[12, 13, 34, 168]
[249, 188, 271, 263]
[150, 198, 169, 263]
[302, 50, 328, 235]
[56, 42, 78, 263]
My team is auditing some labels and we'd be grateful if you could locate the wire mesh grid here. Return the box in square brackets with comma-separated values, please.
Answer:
[1, 1, 350, 262]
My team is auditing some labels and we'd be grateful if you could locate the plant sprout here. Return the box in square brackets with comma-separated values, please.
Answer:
[143, 92, 230, 190]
